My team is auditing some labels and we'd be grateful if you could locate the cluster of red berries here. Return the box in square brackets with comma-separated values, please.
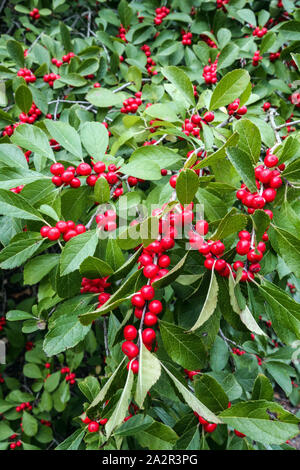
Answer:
[25, 341, 34, 351]
[0, 316, 6, 331]
[51, 52, 75, 67]
[2, 122, 22, 137]
[50, 139, 61, 151]
[287, 282, 296, 294]
[181, 30, 192, 46]
[96, 209, 117, 232]
[80, 277, 111, 294]
[40, 220, 86, 242]
[203, 57, 218, 84]
[10, 185, 24, 194]
[9, 440, 22, 450]
[43, 72, 61, 87]
[19, 102, 41, 124]
[17, 68, 36, 83]
[233, 230, 268, 281]
[252, 26, 268, 38]
[117, 24, 129, 42]
[65, 372, 76, 385]
[269, 51, 281, 62]
[194, 412, 218, 433]
[16, 402, 32, 413]
[29, 7, 40, 20]
[141, 44, 157, 75]
[50, 162, 88, 188]
[216, 0, 229, 10]
[252, 50, 263, 66]
[227, 98, 247, 117]
[181, 112, 214, 138]
[85, 417, 107, 432]
[41, 419, 52, 427]
[121, 92, 142, 114]
[200, 34, 217, 49]
[154, 6, 170, 25]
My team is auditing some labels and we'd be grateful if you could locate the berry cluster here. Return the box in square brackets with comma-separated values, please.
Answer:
[50, 139, 61, 151]
[287, 282, 296, 294]
[141, 44, 157, 75]
[121, 93, 142, 114]
[0, 315, 5, 331]
[16, 402, 32, 413]
[181, 112, 214, 138]
[17, 68, 36, 83]
[9, 440, 22, 450]
[269, 51, 280, 62]
[117, 24, 128, 42]
[43, 72, 61, 87]
[10, 185, 24, 194]
[40, 419, 52, 427]
[19, 102, 41, 124]
[29, 7, 40, 20]
[2, 122, 22, 137]
[154, 6, 170, 25]
[184, 369, 201, 380]
[203, 57, 218, 84]
[252, 50, 263, 66]
[216, 0, 229, 10]
[80, 277, 111, 294]
[194, 412, 218, 433]
[96, 209, 117, 232]
[227, 99, 247, 117]
[234, 230, 268, 281]
[181, 30, 192, 46]
[51, 52, 75, 66]
[40, 220, 86, 242]
[200, 34, 217, 49]
[252, 26, 268, 38]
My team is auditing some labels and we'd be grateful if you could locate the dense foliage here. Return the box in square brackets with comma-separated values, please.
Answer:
[0, 0, 300, 451]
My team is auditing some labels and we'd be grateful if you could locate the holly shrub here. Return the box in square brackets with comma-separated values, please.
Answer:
[0, 0, 300, 452]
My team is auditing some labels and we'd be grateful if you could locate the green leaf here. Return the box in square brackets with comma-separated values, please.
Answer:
[79, 270, 141, 324]
[0, 422, 14, 441]
[152, 251, 189, 289]
[88, 358, 126, 409]
[94, 176, 110, 204]
[240, 305, 267, 337]
[23, 363, 42, 379]
[118, 0, 132, 29]
[24, 254, 59, 285]
[188, 268, 219, 331]
[252, 374, 274, 401]
[235, 119, 261, 164]
[226, 147, 256, 193]
[135, 333, 161, 408]
[115, 414, 153, 437]
[80, 122, 109, 162]
[268, 225, 300, 277]
[6, 310, 34, 321]
[210, 336, 229, 372]
[22, 411, 38, 437]
[194, 374, 229, 412]
[105, 367, 134, 438]
[162, 66, 195, 106]
[7, 39, 24, 68]
[161, 363, 221, 424]
[176, 169, 199, 206]
[15, 85, 33, 114]
[60, 231, 98, 276]
[136, 421, 178, 450]
[43, 311, 91, 356]
[209, 69, 250, 110]
[56, 429, 85, 450]
[80, 256, 113, 278]
[78, 376, 100, 402]
[86, 87, 126, 107]
[193, 132, 239, 170]
[0, 144, 28, 169]
[211, 209, 248, 241]
[121, 158, 161, 181]
[220, 400, 299, 445]
[59, 22, 72, 52]
[106, 238, 125, 271]
[11, 124, 55, 161]
[251, 210, 270, 243]
[0, 238, 45, 269]
[160, 320, 206, 370]
[258, 280, 300, 344]
[45, 120, 82, 159]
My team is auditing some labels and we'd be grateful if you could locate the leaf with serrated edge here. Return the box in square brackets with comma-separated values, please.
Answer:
[88, 358, 126, 409]
[105, 365, 134, 437]
[135, 331, 161, 408]
[160, 362, 221, 424]
[188, 266, 218, 331]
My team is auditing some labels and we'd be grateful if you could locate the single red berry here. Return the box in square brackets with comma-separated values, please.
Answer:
[141, 285, 155, 300]
[142, 328, 156, 344]
[88, 421, 99, 432]
[47, 227, 61, 241]
[124, 325, 137, 341]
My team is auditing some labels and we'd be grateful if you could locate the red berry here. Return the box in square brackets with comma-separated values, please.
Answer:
[142, 328, 156, 344]
[122, 341, 139, 359]
[88, 421, 99, 432]
[124, 325, 137, 341]
[141, 285, 155, 300]
[47, 227, 61, 241]
[148, 299, 162, 315]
